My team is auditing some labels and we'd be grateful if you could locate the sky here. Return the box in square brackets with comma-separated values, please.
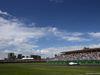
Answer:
[0, 0, 100, 59]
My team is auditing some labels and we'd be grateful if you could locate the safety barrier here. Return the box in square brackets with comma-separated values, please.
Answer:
[47, 61, 100, 64]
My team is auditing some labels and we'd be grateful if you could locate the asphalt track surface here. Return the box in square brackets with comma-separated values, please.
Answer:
[29, 64, 100, 68]
[0, 63, 100, 68]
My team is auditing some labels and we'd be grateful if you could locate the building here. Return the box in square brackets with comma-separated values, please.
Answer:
[30, 55, 41, 60]
[17, 54, 22, 59]
[8, 53, 16, 60]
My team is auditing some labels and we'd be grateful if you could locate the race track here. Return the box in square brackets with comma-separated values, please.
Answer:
[0, 63, 100, 68]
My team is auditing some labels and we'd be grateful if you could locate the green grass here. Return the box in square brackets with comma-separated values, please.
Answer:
[0, 63, 100, 75]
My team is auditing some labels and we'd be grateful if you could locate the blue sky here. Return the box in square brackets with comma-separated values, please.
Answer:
[0, 0, 100, 58]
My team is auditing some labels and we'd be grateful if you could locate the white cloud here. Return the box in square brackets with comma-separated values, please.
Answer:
[0, 17, 47, 39]
[0, 17, 49, 50]
[0, 10, 11, 16]
[49, 27, 89, 41]
[62, 36, 89, 41]
[9, 38, 38, 49]
[0, 16, 88, 50]
[89, 32, 100, 38]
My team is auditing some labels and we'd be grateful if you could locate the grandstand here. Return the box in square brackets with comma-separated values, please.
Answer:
[48, 48, 100, 64]
[56, 48, 100, 61]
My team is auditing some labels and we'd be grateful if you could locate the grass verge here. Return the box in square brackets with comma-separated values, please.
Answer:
[0, 63, 100, 75]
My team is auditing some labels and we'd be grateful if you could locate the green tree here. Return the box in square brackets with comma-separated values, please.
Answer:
[83, 47, 90, 50]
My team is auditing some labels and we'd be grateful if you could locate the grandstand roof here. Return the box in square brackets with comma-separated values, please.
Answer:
[61, 47, 100, 54]
[21, 57, 34, 60]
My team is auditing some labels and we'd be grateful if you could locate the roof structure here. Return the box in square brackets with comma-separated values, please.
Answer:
[21, 57, 34, 60]
[61, 48, 100, 54]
